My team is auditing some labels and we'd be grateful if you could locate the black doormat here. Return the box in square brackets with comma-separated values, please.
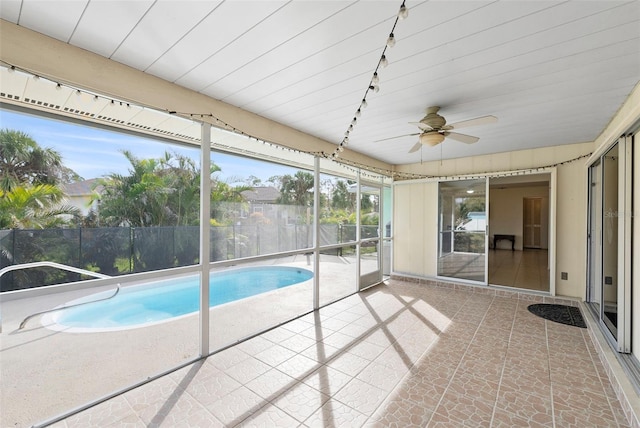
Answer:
[527, 304, 587, 328]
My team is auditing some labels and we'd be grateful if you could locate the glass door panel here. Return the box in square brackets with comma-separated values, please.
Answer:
[602, 143, 619, 338]
[438, 179, 487, 282]
[588, 160, 602, 316]
[382, 185, 392, 276]
[360, 184, 381, 289]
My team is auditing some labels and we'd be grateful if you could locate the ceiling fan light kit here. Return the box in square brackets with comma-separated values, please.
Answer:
[379, 106, 498, 153]
[420, 132, 445, 147]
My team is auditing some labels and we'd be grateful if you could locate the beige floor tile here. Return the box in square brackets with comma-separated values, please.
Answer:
[225, 357, 273, 385]
[245, 368, 297, 400]
[64, 396, 136, 427]
[356, 360, 408, 392]
[254, 344, 297, 367]
[236, 403, 301, 427]
[52, 279, 629, 428]
[304, 399, 368, 428]
[366, 394, 434, 427]
[272, 382, 330, 423]
[206, 386, 267, 426]
[301, 364, 352, 396]
[333, 378, 388, 416]
[276, 353, 321, 379]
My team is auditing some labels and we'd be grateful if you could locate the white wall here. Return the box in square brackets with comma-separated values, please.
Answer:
[489, 185, 549, 251]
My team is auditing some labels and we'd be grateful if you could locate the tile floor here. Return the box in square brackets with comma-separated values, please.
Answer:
[488, 249, 550, 291]
[52, 278, 630, 427]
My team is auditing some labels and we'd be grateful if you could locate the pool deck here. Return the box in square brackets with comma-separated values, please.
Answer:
[0, 255, 364, 427]
[3, 257, 637, 427]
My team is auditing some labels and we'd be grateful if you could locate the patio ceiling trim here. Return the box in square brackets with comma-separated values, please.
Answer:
[0, 20, 392, 175]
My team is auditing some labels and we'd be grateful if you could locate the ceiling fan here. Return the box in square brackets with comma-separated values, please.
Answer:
[379, 106, 498, 153]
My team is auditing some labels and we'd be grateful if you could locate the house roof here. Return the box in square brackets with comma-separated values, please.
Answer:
[61, 178, 102, 197]
[241, 187, 281, 203]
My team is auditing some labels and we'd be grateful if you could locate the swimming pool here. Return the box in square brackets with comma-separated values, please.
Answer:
[43, 266, 313, 332]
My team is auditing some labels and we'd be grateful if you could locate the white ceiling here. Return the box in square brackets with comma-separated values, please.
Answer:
[1, 0, 639, 165]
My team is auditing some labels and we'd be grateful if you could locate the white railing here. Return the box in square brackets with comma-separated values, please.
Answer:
[0, 262, 119, 332]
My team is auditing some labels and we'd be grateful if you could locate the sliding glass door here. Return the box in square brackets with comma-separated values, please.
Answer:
[602, 144, 619, 337]
[437, 179, 487, 283]
[588, 138, 632, 352]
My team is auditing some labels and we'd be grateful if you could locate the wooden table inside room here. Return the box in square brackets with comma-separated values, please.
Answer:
[493, 234, 515, 250]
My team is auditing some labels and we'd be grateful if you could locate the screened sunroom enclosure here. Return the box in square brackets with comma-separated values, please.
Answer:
[0, 103, 392, 427]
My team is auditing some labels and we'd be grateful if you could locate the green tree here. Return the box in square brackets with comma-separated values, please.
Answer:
[96, 150, 251, 227]
[96, 150, 206, 227]
[0, 128, 81, 192]
[331, 180, 355, 211]
[0, 184, 79, 229]
[276, 171, 314, 206]
[455, 197, 485, 228]
[210, 180, 252, 224]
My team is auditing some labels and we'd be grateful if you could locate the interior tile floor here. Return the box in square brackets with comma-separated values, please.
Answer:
[51, 278, 630, 428]
[489, 249, 550, 291]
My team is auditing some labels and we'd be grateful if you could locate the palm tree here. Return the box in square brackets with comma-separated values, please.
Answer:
[0, 184, 79, 229]
[0, 128, 80, 192]
[96, 150, 247, 227]
[277, 171, 314, 206]
[96, 150, 174, 227]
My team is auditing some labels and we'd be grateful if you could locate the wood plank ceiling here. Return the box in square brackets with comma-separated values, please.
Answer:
[1, 1, 639, 165]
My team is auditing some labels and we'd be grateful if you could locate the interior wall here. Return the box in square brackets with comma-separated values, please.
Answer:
[489, 186, 549, 251]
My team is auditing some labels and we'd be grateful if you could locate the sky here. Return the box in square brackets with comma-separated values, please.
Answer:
[0, 108, 298, 185]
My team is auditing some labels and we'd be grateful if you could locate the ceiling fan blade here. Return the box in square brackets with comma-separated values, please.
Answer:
[408, 142, 422, 153]
[445, 132, 479, 144]
[408, 121, 434, 131]
[374, 132, 420, 142]
[445, 115, 497, 130]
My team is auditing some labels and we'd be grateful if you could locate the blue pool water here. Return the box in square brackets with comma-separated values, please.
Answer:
[49, 266, 313, 331]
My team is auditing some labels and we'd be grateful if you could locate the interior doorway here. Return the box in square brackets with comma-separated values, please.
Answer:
[523, 197, 543, 248]
[488, 174, 550, 291]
